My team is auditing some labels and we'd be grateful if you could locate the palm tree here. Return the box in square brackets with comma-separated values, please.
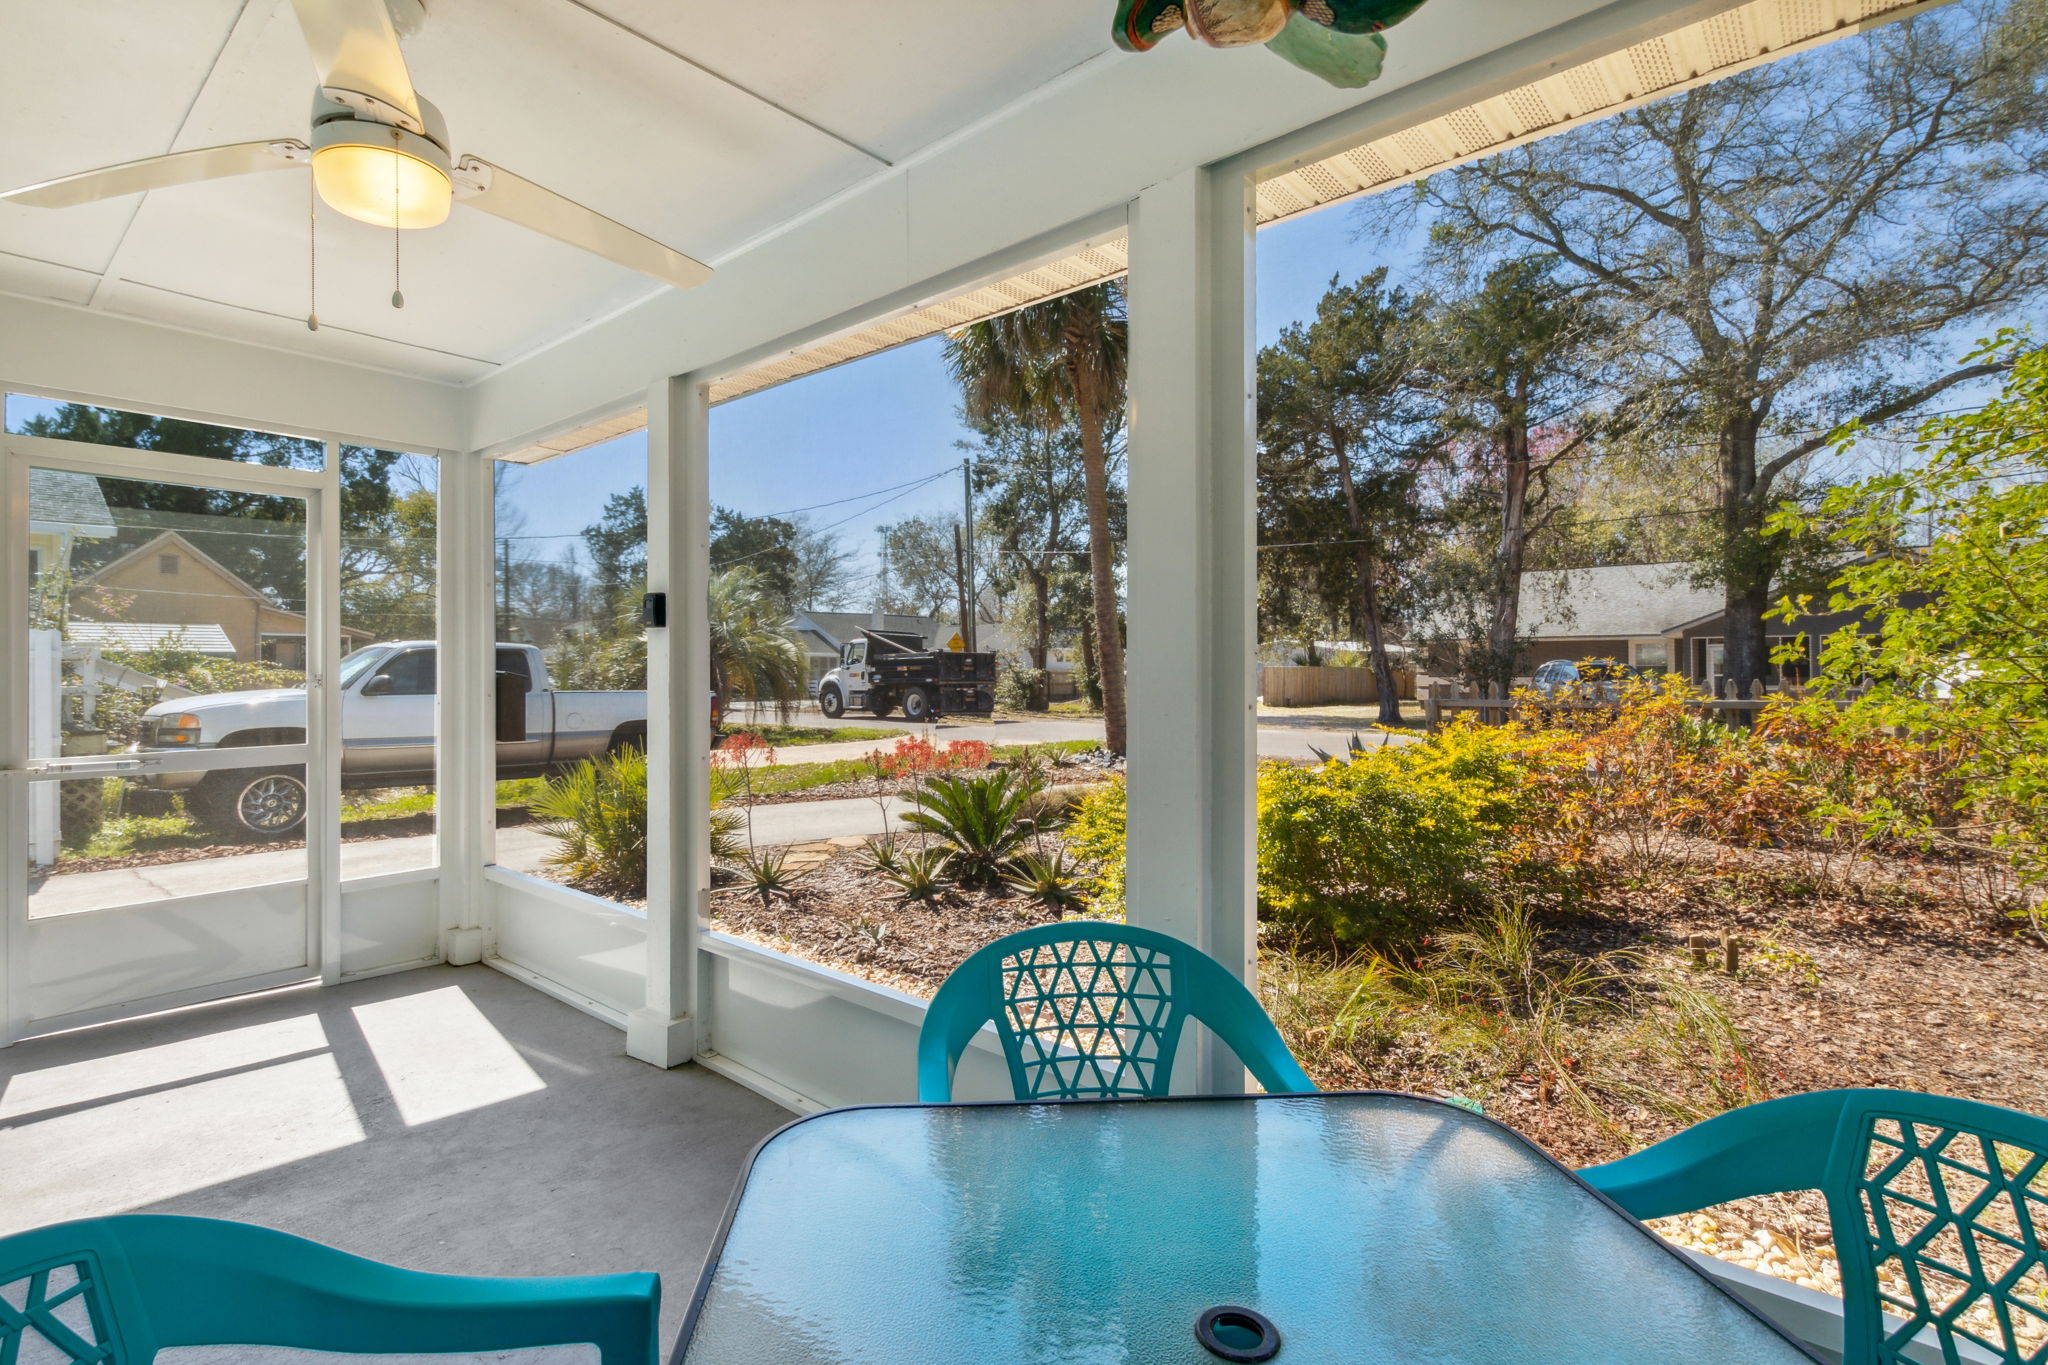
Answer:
[946, 283, 1129, 753]
[708, 566, 807, 722]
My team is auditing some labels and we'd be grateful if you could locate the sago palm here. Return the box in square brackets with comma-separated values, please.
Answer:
[899, 770, 1044, 888]
[708, 565, 807, 721]
[946, 282, 1129, 753]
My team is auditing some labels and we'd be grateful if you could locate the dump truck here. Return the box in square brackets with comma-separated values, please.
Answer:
[814, 629, 996, 722]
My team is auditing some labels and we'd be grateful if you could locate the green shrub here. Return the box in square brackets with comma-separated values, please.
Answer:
[535, 748, 746, 896]
[534, 747, 648, 896]
[1063, 777, 1126, 917]
[1256, 743, 1511, 945]
[995, 667, 1047, 711]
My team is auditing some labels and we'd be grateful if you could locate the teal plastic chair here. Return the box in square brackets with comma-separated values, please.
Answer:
[917, 922, 1316, 1102]
[0, 1215, 658, 1365]
[1580, 1089, 2048, 1365]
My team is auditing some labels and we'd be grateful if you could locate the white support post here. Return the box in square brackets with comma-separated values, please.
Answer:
[437, 450, 495, 965]
[1124, 165, 1258, 1095]
[310, 441, 343, 983]
[629, 374, 712, 1068]
[1, 453, 28, 1046]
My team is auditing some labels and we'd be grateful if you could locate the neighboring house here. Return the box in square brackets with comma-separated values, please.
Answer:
[975, 622, 1080, 700]
[70, 530, 371, 666]
[1512, 564, 1724, 679]
[1448, 561, 1865, 692]
[27, 468, 116, 583]
[789, 610, 956, 691]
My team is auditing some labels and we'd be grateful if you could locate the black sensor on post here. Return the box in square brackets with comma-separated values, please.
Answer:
[642, 592, 667, 628]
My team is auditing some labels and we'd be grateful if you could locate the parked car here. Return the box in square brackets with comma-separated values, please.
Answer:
[134, 642, 646, 839]
[1530, 658, 1645, 701]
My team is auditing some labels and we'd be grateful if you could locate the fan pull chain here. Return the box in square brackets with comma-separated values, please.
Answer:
[306, 174, 319, 332]
[391, 154, 406, 309]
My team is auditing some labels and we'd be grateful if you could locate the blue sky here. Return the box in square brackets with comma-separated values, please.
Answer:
[499, 200, 1388, 581]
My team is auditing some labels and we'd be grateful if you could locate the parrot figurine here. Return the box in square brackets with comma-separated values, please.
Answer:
[1113, 0, 1432, 88]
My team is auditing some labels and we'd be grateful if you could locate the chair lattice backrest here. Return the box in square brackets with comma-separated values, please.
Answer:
[0, 1253, 123, 1365]
[916, 923, 1317, 1103]
[1834, 1107, 2048, 1365]
[999, 933, 1178, 1098]
[1580, 1089, 2048, 1365]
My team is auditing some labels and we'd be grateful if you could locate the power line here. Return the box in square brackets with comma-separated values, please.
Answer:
[712, 476, 954, 570]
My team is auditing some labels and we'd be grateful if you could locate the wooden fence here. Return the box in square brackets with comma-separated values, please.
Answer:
[1420, 678, 1816, 730]
[1262, 665, 1416, 706]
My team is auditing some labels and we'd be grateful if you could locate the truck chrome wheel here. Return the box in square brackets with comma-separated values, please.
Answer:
[819, 685, 845, 719]
[902, 686, 936, 722]
[189, 766, 308, 840]
[236, 771, 308, 835]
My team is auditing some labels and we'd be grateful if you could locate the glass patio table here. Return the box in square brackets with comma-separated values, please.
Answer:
[673, 1092, 1818, 1364]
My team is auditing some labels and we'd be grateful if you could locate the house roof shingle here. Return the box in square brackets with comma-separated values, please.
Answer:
[1518, 564, 1723, 639]
[29, 468, 115, 535]
[66, 622, 236, 654]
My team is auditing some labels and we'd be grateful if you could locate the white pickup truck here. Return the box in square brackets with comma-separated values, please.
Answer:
[136, 641, 646, 839]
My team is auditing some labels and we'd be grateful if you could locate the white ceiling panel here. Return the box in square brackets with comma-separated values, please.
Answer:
[0, 0, 245, 274]
[580, 0, 1110, 165]
[4, 0, 1107, 383]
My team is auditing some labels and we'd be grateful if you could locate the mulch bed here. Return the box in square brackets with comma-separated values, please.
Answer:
[710, 842, 1077, 995]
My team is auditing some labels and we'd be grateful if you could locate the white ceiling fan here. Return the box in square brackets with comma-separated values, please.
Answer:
[0, 0, 710, 293]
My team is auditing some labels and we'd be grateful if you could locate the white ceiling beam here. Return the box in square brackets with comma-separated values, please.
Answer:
[0, 293, 465, 452]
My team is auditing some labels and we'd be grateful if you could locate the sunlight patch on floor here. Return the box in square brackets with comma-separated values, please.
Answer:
[0, 1013, 330, 1121]
[350, 986, 545, 1126]
[0, 1055, 366, 1230]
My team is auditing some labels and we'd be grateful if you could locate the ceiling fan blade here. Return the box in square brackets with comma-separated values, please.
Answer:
[290, 0, 422, 131]
[451, 156, 711, 291]
[1, 140, 310, 209]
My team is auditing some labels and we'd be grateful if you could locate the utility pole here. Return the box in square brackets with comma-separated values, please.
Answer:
[952, 525, 971, 651]
[873, 529, 888, 627]
[497, 537, 512, 640]
[961, 458, 977, 650]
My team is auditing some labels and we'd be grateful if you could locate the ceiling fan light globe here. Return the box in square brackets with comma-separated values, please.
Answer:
[310, 122, 451, 228]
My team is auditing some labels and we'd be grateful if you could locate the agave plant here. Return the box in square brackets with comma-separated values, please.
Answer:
[878, 847, 951, 903]
[738, 848, 809, 904]
[1002, 847, 1086, 912]
[859, 831, 904, 874]
[899, 769, 1044, 887]
[1306, 729, 1397, 764]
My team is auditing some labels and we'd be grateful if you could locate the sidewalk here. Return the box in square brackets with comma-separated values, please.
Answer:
[33, 724, 1414, 916]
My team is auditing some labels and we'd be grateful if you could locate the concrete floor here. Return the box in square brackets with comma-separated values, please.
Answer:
[0, 964, 791, 1356]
